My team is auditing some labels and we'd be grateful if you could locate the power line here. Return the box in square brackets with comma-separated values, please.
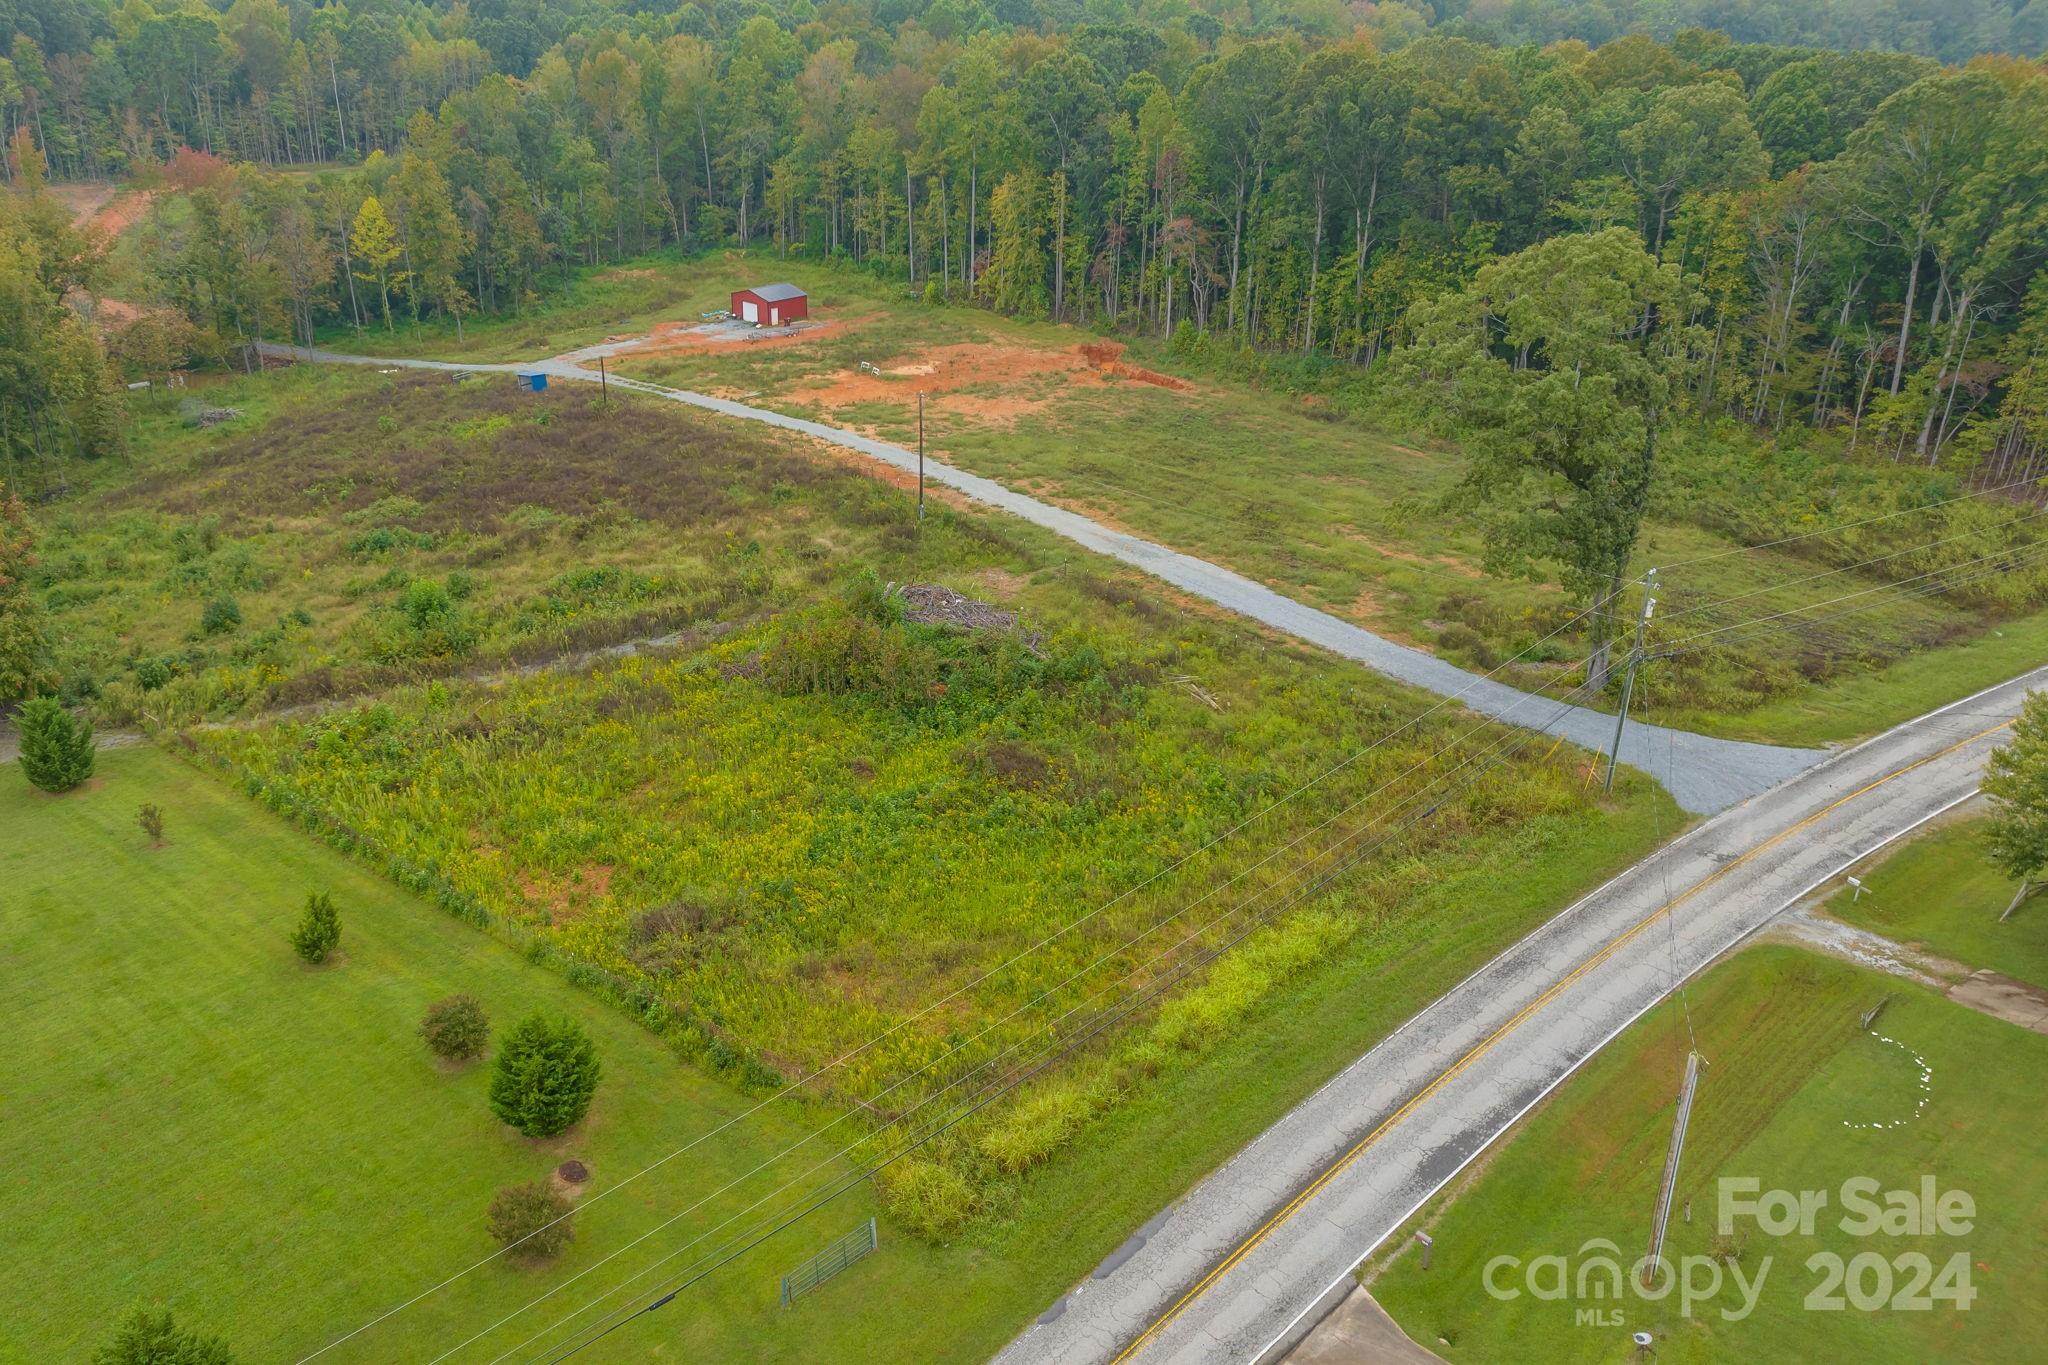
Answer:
[1653, 475, 2044, 572]
[1652, 503, 2048, 625]
[1654, 551, 2048, 669]
[1651, 537, 2048, 657]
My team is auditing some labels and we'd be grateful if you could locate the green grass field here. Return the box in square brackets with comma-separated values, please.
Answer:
[1372, 946, 2048, 1362]
[3, 744, 886, 1362]
[1826, 814, 2048, 986]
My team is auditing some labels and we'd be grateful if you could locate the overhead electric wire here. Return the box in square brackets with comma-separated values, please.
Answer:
[1653, 475, 2045, 572]
[1650, 537, 2048, 657]
[1653, 545, 2048, 668]
[1651, 503, 2048, 625]
[511, 675, 1613, 1365]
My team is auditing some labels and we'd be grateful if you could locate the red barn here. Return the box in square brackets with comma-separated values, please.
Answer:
[730, 283, 808, 326]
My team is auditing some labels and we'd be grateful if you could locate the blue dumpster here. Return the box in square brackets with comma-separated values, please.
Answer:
[516, 370, 548, 392]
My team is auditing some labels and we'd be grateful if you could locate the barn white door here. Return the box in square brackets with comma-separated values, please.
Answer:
[741, 299, 759, 323]
[769, 307, 781, 325]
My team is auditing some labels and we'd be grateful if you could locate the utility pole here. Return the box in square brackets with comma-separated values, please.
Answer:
[598, 354, 609, 408]
[917, 389, 926, 522]
[1604, 568, 1657, 795]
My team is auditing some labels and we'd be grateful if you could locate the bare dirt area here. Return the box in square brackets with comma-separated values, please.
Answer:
[1948, 970, 2048, 1034]
[50, 181, 159, 327]
[49, 181, 155, 242]
[782, 339, 1193, 428]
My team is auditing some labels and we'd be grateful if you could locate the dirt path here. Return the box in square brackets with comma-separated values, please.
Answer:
[48, 180, 157, 326]
[48, 180, 155, 242]
[1767, 901, 2048, 1034]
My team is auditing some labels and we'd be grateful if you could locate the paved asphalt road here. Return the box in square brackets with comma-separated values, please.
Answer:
[261, 343, 1819, 814]
[990, 666, 2048, 1365]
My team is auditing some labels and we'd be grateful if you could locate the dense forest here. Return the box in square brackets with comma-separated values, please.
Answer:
[5, 0, 2048, 505]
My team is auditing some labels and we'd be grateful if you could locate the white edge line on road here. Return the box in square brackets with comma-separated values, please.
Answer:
[1244, 782, 1986, 1365]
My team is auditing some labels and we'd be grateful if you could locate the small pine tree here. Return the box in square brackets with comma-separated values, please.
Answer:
[489, 1013, 601, 1138]
[138, 802, 165, 845]
[420, 993, 490, 1062]
[16, 695, 94, 793]
[94, 1309, 238, 1365]
[485, 1179, 575, 1259]
[290, 891, 341, 964]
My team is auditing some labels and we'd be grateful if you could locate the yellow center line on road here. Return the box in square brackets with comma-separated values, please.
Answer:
[1109, 718, 2013, 1365]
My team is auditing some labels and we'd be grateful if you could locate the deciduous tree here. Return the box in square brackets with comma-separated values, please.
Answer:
[1985, 691, 2048, 919]
[1397, 228, 1698, 689]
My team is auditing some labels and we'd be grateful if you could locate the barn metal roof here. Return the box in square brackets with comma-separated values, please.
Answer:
[742, 282, 807, 302]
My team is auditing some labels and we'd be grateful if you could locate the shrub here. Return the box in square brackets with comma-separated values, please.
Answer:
[134, 654, 176, 690]
[420, 993, 490, 1062]
[485, 1180, 575, 1260]
[373, 577, 477, 661]
[94, 1309, 238, 1365]
[290, 891, 341, 964]
[875, 1156, 981, 1242]
[200, 594, 242, 635]
[489, 1013, 601, 1137]
[16, 695, 95, 793]
[138, 802, 165, 845]
[1433, 622, 1498, 669]
[170, 519, 220, 562]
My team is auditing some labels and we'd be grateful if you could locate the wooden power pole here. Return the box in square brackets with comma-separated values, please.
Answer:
[1605, 568, 1657, 794]
[917, 390, 926, 522]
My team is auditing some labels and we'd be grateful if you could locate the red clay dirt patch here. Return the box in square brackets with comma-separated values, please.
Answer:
[88, 189, 155, 241]
[787, 341, 1085, 408]
[782, 339, 1192, 427]
[1076, 340, 1193, 391]
[50, 182, 156, 242]
[49, 182, 158, 323]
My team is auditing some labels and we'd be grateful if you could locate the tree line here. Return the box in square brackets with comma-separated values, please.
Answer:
[7, 4, 2048, 492]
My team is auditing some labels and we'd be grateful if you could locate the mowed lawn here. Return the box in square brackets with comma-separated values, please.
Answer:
[1, 745, 909, 1362]
[1373, 946, 2048, 1363]
[1826, 813, 2048, 987]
